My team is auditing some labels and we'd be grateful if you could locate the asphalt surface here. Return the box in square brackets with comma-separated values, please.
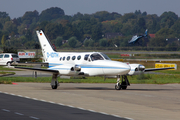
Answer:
[0, 83, 180, 120]
[0, 92, 127, 120]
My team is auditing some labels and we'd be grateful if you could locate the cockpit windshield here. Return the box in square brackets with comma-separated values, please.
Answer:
[100, 53, 111, 60]
[90, 53, 104, 61]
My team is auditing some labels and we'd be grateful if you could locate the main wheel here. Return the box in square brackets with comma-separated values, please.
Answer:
[115, 83, 121, 90]
[51, 81, 58, 89]
[121, 86, 127, 90]
[121, 81, 127, 90]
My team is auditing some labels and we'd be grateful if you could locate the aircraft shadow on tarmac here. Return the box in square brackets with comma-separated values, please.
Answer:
[75, 88, 178, 91]
[124, 89, 177, 91]
[42, 87, 114, 90]
[75, 87, 114, 90]
[43, 87, 178, 91]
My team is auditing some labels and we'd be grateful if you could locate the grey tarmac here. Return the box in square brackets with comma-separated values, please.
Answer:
[0, 83, 180, 120]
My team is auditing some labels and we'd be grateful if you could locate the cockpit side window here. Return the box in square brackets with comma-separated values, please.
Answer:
[84, 54, 89, 61]
[90, 53, 104, 61]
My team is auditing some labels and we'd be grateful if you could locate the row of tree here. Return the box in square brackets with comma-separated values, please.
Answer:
[0, 7, 180, 50]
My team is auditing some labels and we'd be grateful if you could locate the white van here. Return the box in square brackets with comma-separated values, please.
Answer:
[0, 53, 20, 65]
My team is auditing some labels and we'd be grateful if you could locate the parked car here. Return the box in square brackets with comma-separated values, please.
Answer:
[0, 53, 20, 65]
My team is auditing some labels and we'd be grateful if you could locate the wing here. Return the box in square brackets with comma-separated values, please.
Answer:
[144, 67, 174, 72]
[128, 64, 175, 75]
[15, 67, 59, 74]
[14, 66, 88, 76]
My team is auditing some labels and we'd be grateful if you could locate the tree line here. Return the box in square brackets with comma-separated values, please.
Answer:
[0, 7, 180, 51]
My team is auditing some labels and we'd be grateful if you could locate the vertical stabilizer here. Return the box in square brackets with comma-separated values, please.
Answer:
[144, 29, 148, 37]
[36, 30, 58, 62]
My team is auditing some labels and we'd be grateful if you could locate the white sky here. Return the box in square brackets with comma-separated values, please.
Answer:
[0, 0, 180, 19]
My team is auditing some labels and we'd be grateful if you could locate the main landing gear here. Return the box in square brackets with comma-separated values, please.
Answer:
[51, 74, 59, 89]
[115, 75, 130, 90]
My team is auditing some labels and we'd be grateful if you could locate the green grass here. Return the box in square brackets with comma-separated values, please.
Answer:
[154, 70, 180, 74]
[0, 74, 180, 84]
[0, 71, 15, 75]
[0, 66, 16, 71]
[128, 74, 180, 84]
[0, 66, 16, 76]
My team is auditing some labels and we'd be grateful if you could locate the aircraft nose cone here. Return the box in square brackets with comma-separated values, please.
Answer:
[124, 63, 131, 72]
[118, 63, 131, 75]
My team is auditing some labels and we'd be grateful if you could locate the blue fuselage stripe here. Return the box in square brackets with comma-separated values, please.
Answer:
[48, 63, 129, 70]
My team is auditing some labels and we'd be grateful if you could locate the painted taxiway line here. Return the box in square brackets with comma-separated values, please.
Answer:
[14, 112, 24, 116]
[1, 109, 39, 120]
[0, 91, 133, 120]
[2, 109, 10, 112]
[29, 116, 40, 120]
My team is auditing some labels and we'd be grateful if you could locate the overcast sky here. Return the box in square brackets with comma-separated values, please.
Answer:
[1, 0, 180, 19]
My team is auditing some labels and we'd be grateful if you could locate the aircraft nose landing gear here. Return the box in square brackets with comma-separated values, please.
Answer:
[115, 75, 121, 90]
[115, 75, 130, 90]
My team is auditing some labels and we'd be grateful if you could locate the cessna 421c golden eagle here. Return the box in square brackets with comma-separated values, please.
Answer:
[15, 30, 173, 90]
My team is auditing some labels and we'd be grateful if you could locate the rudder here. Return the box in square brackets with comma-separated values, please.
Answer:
[36, 30, 58, 62]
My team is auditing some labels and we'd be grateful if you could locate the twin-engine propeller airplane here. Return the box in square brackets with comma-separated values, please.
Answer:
[15, 30, 173, 90]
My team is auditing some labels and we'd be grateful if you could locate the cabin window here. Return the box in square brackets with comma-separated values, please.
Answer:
[67, 56, 70, 61]
[77, 55, 81, 60]
[63, 56, 65, 61]
[90, 53, 104, 61]
[72, 56, 76, 60]
[84, 54, 89, 60]
[60, 57, 62, 61]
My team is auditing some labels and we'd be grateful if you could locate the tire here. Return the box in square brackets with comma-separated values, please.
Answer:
[115, 83, 121, 90]
[51, 81, 58, 89]
[7, 62, 11, 66]
[121, 81, 127, 90]
[121, 86, 127, 90]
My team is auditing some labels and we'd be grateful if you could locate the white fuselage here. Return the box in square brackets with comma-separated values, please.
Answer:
[46, 52, 131, 76]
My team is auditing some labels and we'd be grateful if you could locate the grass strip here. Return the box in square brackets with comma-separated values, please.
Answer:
[0, 74, 180, 84]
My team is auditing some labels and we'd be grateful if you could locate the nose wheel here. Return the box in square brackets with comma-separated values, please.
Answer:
[115, 83, 121, 90]
[115, 75, 130, 90]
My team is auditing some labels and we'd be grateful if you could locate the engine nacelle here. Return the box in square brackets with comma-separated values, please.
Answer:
[128, 64, 145, 75]
[49, 64, 81, 76]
